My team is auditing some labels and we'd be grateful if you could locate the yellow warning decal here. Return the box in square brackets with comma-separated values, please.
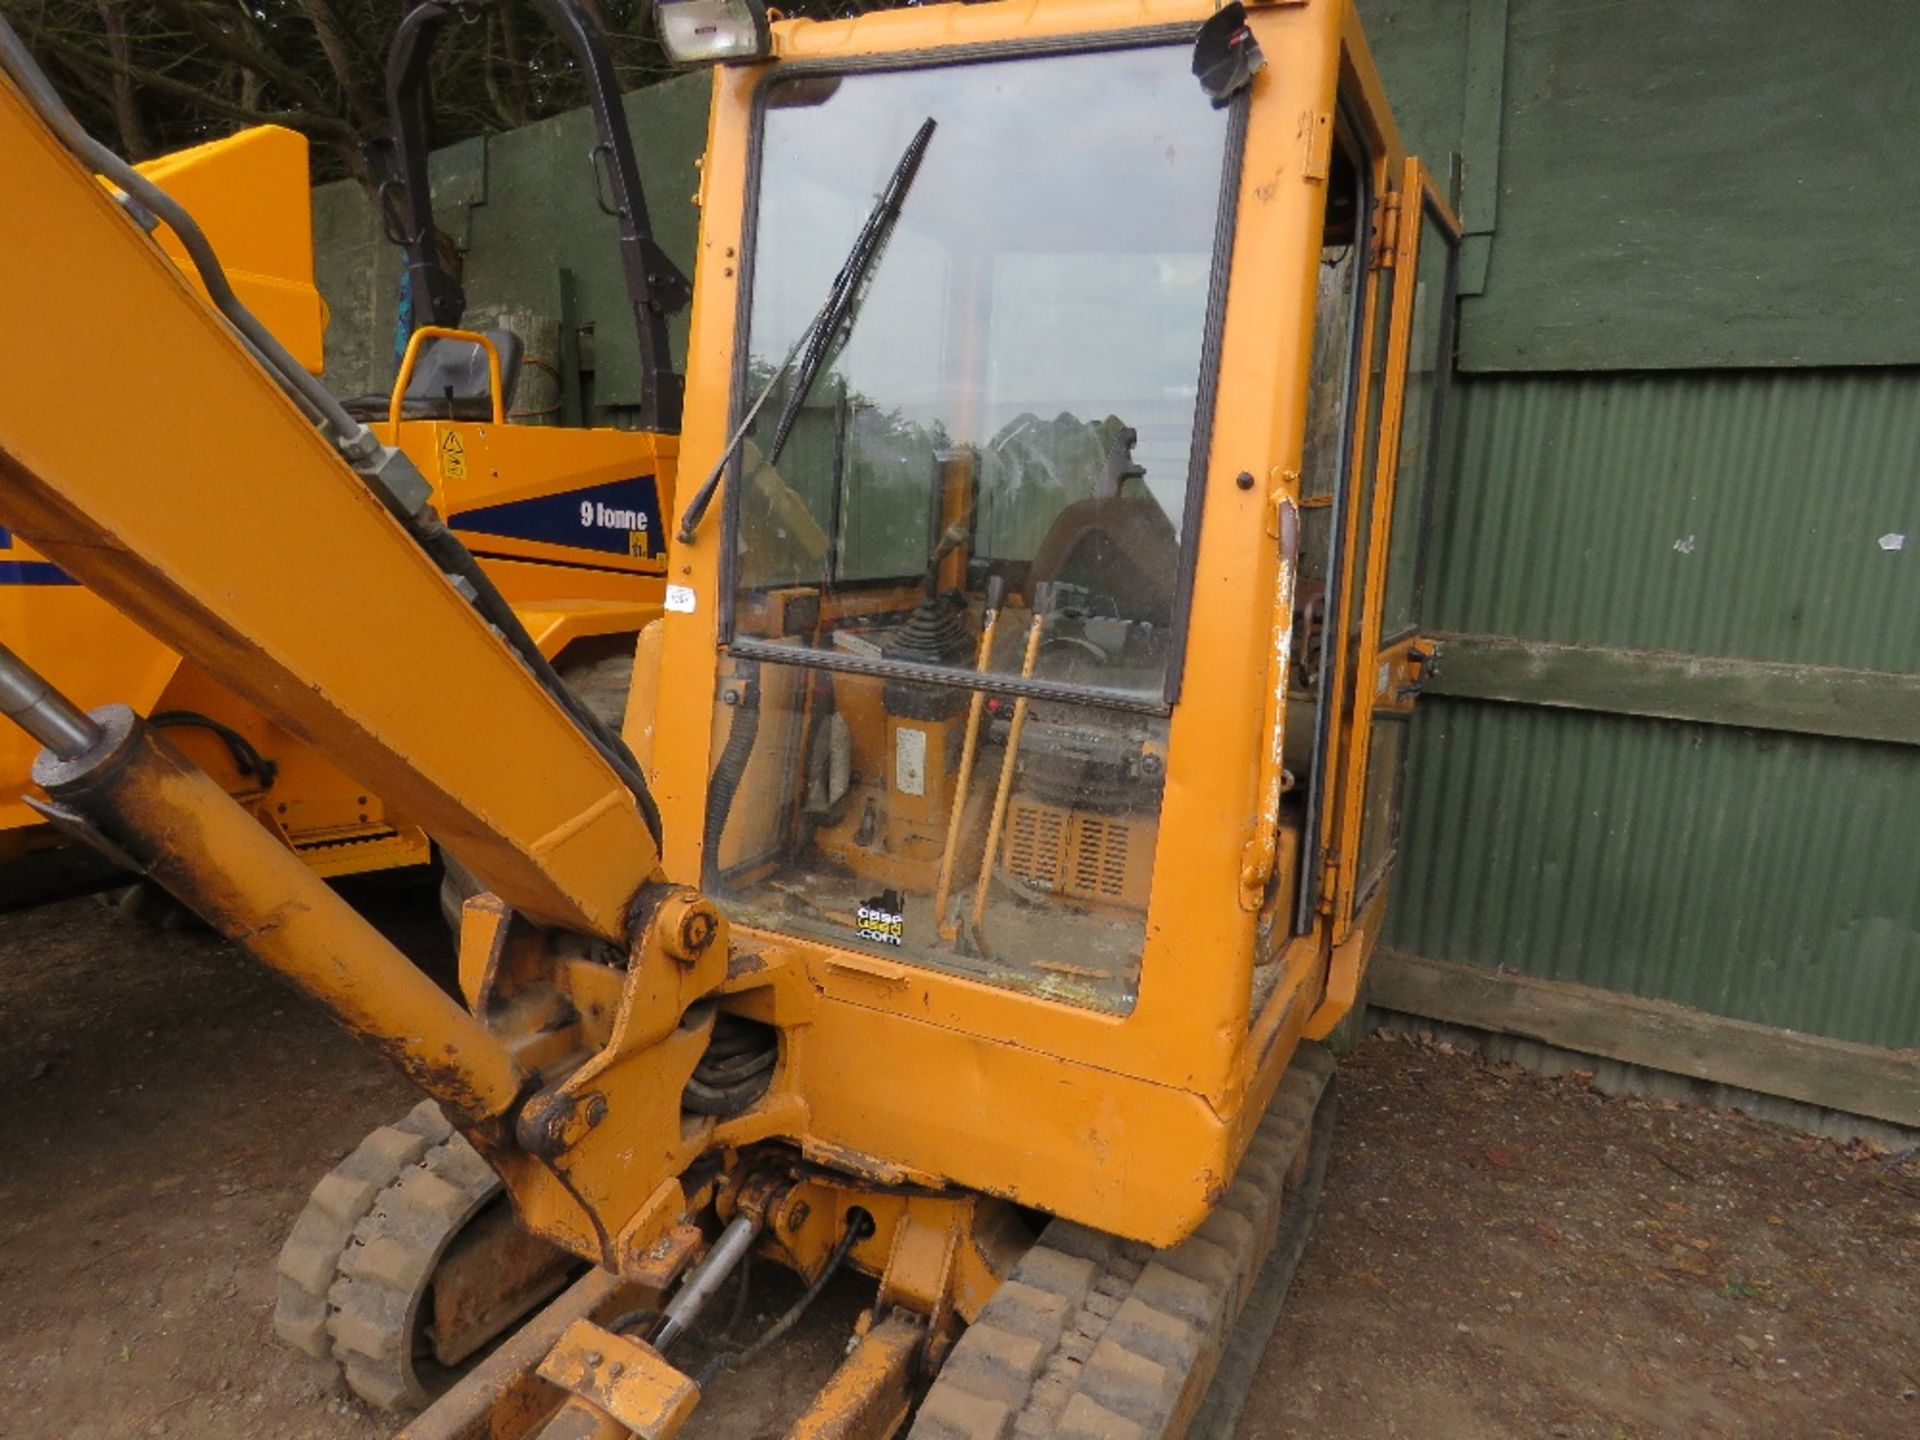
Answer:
[439, 431, 467, 481]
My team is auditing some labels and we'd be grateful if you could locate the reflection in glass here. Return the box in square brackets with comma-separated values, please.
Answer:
[711, 46, 1231, 1009]
[706, 661, 1166, 1013]
[732, 45, 1231, 702]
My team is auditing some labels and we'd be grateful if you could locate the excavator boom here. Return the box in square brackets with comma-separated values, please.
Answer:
[0, 65, 658, 941]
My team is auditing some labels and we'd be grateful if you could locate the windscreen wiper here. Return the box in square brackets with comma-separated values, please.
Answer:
[677, 116, 938, 545]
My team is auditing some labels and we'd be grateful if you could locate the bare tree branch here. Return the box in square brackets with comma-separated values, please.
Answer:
[92, 0, 152, 157]
[295, 0, 385, 134]
[148, 0, 340, 119]
[36, 28, 355, 138]
[0, 0, 736, 182]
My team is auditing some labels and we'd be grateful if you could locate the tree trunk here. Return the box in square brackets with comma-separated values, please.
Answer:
[295, 0, 387, 136]
[93, 0, 151, 159]
[494, 0, 533, 127]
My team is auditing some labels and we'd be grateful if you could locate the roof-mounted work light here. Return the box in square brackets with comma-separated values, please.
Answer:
[657, 0, 772, 64]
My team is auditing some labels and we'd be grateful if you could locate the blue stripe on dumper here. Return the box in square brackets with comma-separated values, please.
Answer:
[448, 476, 665, 560]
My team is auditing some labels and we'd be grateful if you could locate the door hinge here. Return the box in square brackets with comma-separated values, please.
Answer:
[1370, 190, 1403, 270]
[1265, 469, 1299, 538]
[1317, 850, 1344, 911]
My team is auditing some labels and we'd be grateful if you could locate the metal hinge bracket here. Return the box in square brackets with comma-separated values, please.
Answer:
[1370, 190, 1403, 269]
[1301, 109, 1333, 182]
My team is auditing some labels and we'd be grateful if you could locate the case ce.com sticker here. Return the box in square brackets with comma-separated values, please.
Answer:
[856, 890, 906, 948]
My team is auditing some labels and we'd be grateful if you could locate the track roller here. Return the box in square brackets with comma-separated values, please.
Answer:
[910, 1046, 1337, 1440]
[274, 1100, 572, 1412]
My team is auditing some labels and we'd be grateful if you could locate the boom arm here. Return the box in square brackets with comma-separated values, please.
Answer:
[0, 23, 743, 1288]
[0, 56, 657, 941]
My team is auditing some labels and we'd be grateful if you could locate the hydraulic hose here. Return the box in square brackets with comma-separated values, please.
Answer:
[149, 710, 278, 789]
[407, 509, 661, 845]
[0, 12, 376, 464]
[696, 1208, 872, 1387]
[701, 670, 761, 880]
[0, 17, 665, 852]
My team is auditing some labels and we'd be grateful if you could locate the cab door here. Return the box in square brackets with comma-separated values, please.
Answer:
[1331, 159, 1460, 939]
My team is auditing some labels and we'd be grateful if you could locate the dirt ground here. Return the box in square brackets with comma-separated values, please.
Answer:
[1245, 1038, 1919, 1440]
[1, 883, 1913, 1440]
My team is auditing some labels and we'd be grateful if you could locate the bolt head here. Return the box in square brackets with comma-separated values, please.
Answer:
[680, 909, 717, 954]
[654, 888, 724, 966]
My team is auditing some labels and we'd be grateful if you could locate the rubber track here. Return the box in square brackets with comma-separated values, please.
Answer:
[909, 1045, 1336, 1440]
[274, 1101, 454, 1360]
[273, 1100, 504, 1411]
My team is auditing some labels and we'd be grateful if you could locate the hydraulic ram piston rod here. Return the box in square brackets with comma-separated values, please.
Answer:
[0, 642, 100, 758]
[0, 648, 526, 1125]
[651, 1210, 763, 1354]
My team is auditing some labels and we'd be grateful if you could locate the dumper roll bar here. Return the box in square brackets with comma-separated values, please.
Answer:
[374, 0, 692, 431]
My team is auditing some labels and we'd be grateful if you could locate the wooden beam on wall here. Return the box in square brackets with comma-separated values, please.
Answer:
[1370, 950, 1920, 1128]
[1426, 633, 1920, 747]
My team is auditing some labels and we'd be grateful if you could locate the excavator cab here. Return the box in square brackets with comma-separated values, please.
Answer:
[0, 0, 1459, 1436]
[651, 0, 1462, 1236]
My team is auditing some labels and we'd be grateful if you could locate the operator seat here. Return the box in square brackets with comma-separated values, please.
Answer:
[1030, 496, 1179, 629]
[340, 326, 525, 423]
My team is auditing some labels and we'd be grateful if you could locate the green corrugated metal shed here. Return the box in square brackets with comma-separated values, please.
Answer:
[1427, 371, 1920, 670]
[1361, 0, 1920, 1083]
[1394, 689, 1920, 1049]
[1366, 0, 1920, 371]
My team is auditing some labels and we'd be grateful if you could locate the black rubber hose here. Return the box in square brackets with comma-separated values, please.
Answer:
[407, 509, 662, 848]
[696, 1209, 873, 1388]
[0, 13, 373, 458]
[605, 1303, 660, 1337]
[724, 1255, 754, 1336]
[700, 677, 760, 880]
[148, 711, 278, 789]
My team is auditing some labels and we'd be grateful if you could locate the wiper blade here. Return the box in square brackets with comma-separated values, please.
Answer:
[762, 116, 937, 465]
[677, 116, 937, 545]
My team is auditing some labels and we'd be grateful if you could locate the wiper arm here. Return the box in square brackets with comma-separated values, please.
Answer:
[677, 116, 937, 545]
[761, 116, 937, 466]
